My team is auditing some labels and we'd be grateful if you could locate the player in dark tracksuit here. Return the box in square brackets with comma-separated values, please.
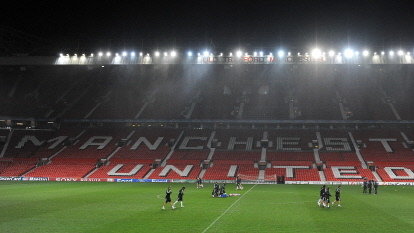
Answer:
[332, 185, 342, 207]
[197, 177, 203, 188]
[368, 180, 373, 194]
[236, 176, 243, 190]
[363, 180, 368, 194]
[373, 181, 378, 194]
[317, 185, 326, 207]
[212, 182, 219, 197]
[173, 187, 185, 208]
[323, 187, 331, 208]
[318, 185, 325, 207]
[219, 184, 226, 195]
[162, 186, 175, 210]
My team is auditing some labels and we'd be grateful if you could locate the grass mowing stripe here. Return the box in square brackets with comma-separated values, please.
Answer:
[201, 184, 257, 233]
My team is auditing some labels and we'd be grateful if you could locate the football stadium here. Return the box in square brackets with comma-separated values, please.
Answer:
[2, 1, 414, 233]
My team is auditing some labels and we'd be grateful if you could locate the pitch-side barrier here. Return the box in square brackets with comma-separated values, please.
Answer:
[1, 176, 414, 186]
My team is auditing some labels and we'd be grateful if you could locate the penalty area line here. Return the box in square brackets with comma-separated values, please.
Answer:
[201, 184, 257, 233]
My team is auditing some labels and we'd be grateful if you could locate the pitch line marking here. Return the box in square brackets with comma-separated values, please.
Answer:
[201, 184, 257, 233]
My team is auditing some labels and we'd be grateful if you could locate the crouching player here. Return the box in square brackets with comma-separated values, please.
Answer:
[173, 187, 185, 208]
[332, 185, 342, 207]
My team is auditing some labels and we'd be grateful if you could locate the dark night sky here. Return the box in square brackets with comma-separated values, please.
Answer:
[2, 0, 414, 55]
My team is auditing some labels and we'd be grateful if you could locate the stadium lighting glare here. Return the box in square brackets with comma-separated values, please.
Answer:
[163, 52, 168, 57]
[311, 48, 322, 58]
[381, 51, 385, 55]
[259, 51, 264, 56]
[90, 53, 94, 57]
[328, 50, 335, 57]
[187, 51, 193, 57]
[253, 52, 257, 56]
[277, 50, 285, 58]
[131, 52, 136, 57]
[398, 50, 404, 56]
[269, 52, 273, 57]
[122, 51, 128, 57]
[344, 49, 354, 59]
[389, 50, 394, 56]
[219, 53, 223, 56]
[287, 52, 291, 56]
[362, 50, 369, 57]
[203, 51, 209, 57]
[236, 50, 242, 57]
[59, 53, 63, 57]
[155, 51, 160, 57]
[171, 51, 177, 57]
[115, 53, 119, 57]
[98, 52, 103, 57]
[106, 52, 111, 57]
[197, 53, 201, 57]
[229, 52, 233, 57]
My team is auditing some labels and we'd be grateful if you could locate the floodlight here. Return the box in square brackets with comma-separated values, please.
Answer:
[328, 50, 335, 57]
[106, 52, 111, 57]
[277, 50, 285, 58]
[236, 50, 242, 57]
[259, 51, 264, 56]
[389, 50, 394, 56]
[229, 52, 233, 56]
[311, 48, 322, 58]
[122, 51, 128, 57]
[155, 51, 160, 57]
[398, 50, 404, 56]
[59, 53, 63, 57]
[363, 50, 369, 57]
[98, 52, 103, 57]
[381, 51, 385, 55]
[131, 52, 136, 57]
[253, 52, 257, 56]
[171, 51, 177, 57]
[344, 49, 354, 58]
[187, 51, 193, 57]
[203, 51, 209, 57]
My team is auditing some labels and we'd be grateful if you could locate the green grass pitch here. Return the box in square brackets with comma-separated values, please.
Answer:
[0, 182, 413, 233]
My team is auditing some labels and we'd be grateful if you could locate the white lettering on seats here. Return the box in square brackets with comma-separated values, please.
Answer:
[331, 166, 362, 179]
[80, 136, 113, 149]
[384, 167, 414, 180]
[107, 164, 143, 176]
[158, 165, 193, 177]
[130, 137, 164, 150]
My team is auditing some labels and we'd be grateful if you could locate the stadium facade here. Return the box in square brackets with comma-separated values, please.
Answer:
[1, 53, 414, 185]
